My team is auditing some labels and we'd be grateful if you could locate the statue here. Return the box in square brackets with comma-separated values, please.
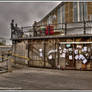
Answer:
[10, 19, 24, 39]
[10, 19, 15, 38]
[33, 21, 37, 37]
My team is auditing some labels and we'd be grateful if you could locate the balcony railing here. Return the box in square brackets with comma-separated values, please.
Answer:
[11, 21, 92, 39]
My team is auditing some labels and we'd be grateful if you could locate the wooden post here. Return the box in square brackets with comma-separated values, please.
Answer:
[57, 43, 60, 65]
[44, 40, 46, 67]
[13, 40, 16, 65]
[73, 38, 75, 68]
[28, 40, 30, 67]
[89, 37, 91, 69]
[2, 52, 3, 62]
[55, 40, 57, 67]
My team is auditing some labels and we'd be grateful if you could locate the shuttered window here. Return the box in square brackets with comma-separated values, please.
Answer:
[73, 2, 78, 22]
[79, 2, 88, 21]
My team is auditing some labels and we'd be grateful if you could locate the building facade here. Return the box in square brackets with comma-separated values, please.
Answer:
[38, 2, 92, 25]
[36, 2, 92, 36]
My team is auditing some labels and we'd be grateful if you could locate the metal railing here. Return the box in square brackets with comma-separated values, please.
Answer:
[11, 21, 92, 39]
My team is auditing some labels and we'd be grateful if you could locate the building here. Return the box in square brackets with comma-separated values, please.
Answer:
[39, 2, 89, 24]
[12, 2, 92, 70]
[36, 2, 92, 36]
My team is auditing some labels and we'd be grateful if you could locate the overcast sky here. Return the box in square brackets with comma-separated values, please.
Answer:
[0, 2, 60, 39]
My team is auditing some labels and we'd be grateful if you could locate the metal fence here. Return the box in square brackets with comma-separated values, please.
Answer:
[27, 39, 92, 70]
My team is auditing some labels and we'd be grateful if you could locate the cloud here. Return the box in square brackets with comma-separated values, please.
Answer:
[0, 2, 60, 39]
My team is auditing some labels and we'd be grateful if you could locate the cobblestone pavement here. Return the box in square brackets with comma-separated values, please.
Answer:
[0, 67, 92, 90]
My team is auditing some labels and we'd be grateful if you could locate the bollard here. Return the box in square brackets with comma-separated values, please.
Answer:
[8, 53, 12, 72]
[8, 56, 12, 72]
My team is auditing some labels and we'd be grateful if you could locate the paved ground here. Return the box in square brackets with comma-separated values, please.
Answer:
[0, 67, 92, 90]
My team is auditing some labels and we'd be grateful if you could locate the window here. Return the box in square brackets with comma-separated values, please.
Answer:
[47, 16, 50, 25]
[73, 2, 78, 22]
[57, 7, 61, 28]
[57, 7, 61, 24]
[47, 15, 53, 25]
[83, 2, 88, 21]
[79, 2, 88, 21]
[79, 2, 83, 21]
[60, 7, 62, 23]
[62, 5, 65, 23]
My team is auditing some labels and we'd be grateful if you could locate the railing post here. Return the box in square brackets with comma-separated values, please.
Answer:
[65, 23, 67, 35]
[48, 24, 50, 35]
[84, 20, 86, 34]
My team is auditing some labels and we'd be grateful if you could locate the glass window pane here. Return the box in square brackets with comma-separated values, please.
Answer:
[62, 5, 65, 23]
[57, 7, 61, 24]
[84, 2, 88, 21]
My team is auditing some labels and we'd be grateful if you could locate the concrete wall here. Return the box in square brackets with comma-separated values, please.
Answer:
[12, 40, 28, 65]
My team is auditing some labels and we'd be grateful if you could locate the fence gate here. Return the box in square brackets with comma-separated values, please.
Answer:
[28, 39, 58, 68]
[29, 40, 45, 67]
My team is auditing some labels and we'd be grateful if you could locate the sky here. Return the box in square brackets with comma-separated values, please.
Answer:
[0, 2, 60, 39]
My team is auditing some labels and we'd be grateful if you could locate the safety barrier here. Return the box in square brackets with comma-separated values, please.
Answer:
[12, 53, 29, 61]
[0, 50, 30, 60]
[0, 52, 30, 72]
[0, 56, 14, 64]
[0, 52, 30, 65]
